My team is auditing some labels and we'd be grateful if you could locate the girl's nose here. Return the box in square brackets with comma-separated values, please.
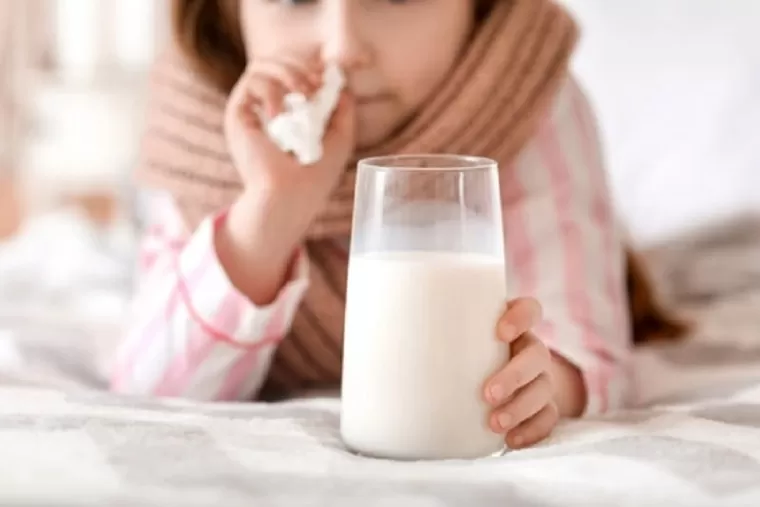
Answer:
[320, 1, 373, 70]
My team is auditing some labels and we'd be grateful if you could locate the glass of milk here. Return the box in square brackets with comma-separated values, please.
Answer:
[341, 154, 509, 461]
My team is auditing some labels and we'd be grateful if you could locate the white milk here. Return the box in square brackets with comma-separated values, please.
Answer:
[340, 251, 508, 460]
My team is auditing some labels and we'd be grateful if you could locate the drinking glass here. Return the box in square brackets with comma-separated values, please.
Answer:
[340, 155, 509, 460]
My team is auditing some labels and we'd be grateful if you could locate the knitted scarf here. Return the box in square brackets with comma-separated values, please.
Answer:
[135, 0, 684, 399]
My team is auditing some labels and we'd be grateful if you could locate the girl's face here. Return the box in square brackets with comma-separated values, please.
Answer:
[240, 0, 477, 148]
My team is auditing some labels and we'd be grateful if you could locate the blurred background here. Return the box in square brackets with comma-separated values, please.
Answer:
[1, 0, 167, 235]
[0, 1, 758, 377]
[0, 0, 170, 374]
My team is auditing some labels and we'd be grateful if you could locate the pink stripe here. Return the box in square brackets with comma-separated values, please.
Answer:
[216, 302, 289, 401]
[153, 262, 247, 397]
[214, 350, 261, 402]
[145, 224, 187, 252]
[145, 225, 171, 238]
[164, 239, 186, 252]
[139, 252, 159, 272]
[153, 334, 216, 397]
[533, 319, 557, 346]
[570, 83, 623, 324]
[502, 160, 550, 349]
[111, 244, 213, 390]
[570, 84, 621, 410]
[174, 262, 261, 348]
[540, 114, 608, 409]
[501, 164, 538, 297]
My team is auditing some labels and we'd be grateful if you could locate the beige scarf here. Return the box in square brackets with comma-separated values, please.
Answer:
[136, 0, 684, 399]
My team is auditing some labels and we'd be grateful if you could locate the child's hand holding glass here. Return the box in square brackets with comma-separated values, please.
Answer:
[484, 297, 584, 449]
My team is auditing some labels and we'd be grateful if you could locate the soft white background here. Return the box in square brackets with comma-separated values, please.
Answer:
[561, 0, 760, 246]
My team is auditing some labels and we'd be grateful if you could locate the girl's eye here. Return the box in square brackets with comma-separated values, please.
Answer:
[267, 0, 316, 5]
[267, 0, 414, 4]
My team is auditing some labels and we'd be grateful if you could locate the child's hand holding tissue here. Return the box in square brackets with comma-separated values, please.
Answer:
[218, 57, 355, 305]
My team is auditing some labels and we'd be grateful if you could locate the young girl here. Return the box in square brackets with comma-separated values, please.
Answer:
[112, 0, 685, 450]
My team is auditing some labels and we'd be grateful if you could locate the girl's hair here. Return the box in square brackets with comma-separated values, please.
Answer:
[172, 0, 245, 92]
[171, 0, 499, 93]
[169, 0, 688, 345]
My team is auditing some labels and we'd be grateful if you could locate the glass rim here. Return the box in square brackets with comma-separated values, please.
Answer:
[358, 154, 497, 173]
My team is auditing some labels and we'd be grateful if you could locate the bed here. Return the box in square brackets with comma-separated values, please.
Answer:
[0, 209, 758, 507]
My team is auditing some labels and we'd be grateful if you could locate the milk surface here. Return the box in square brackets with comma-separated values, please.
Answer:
[340, 251, 508, 460]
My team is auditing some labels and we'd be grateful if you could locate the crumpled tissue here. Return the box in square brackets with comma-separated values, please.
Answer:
[263, 63, 345, 165]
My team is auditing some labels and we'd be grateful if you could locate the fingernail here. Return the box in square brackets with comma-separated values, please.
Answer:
[512, 434, 524, 447]
[489, 384, 504, 404]
[498, 413, 512, 430]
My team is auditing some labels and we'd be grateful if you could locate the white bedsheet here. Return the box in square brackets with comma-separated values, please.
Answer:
[0, 212, 759, 506]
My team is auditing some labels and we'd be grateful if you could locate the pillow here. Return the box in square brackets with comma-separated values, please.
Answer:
[561, 0, 760, 246]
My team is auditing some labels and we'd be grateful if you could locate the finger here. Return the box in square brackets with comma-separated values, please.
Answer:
[505, 402, 560, 449]
[249, 58, 321, 96]
[278, 54, 324, 85]
[489, 373, 554, 433]
[245, 76, 286, 118]
[237, 92, 263, 131]
[497, 297, 542, 344]
[227, 67, 286, 121]
[226, 74, 261, 133]
[484, 333, 550, 406]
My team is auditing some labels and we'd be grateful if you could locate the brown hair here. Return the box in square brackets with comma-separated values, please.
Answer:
[169, 0, 688, 345]
[172, 0, 245, 92]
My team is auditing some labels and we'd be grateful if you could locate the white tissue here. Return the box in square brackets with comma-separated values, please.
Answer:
[264, 64, 346, 165]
